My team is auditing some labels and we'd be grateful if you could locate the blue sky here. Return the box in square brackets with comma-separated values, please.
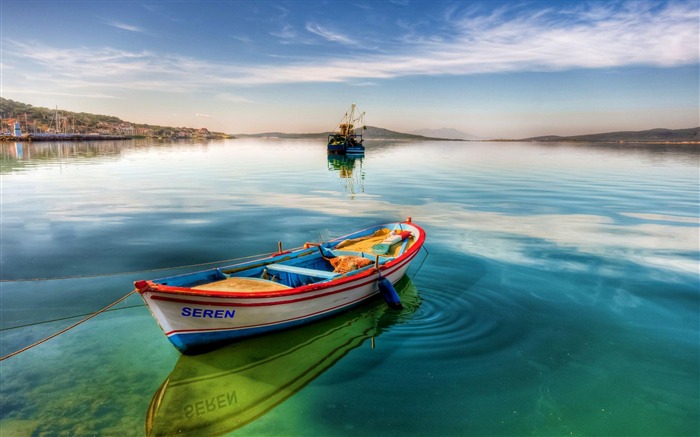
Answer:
[1, 0, 698, 138]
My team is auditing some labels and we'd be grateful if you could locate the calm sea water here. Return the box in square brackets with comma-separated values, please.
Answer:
[0, 138, 698, 436]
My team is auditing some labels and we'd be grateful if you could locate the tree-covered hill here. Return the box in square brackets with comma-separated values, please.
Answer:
[0, 98, 232, 138]
[1, 97, 122, 133]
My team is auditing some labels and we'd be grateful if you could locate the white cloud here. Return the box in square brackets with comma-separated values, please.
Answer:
[269, 24, 300, 44]
[105, 20, 145, 33]
[3, 1, 697, 93]
[305, 22, 357, 46]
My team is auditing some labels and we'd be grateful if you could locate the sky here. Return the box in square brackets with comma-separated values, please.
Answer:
[1, 0, 698, 138]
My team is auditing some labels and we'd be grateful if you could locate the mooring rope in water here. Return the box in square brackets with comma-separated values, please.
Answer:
[0, 245, 309, 360]
[411, 245, 430, 279]
[0, 290, 137, 362]
[0, 304, 145, 333]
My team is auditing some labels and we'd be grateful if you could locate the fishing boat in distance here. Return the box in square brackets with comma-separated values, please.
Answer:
[134, 218, 425, 354]
[327, 103, 366, 155]
[145, 276, 420, 436]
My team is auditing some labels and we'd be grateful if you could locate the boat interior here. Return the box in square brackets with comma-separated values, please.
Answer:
[154, 226, 416, 292]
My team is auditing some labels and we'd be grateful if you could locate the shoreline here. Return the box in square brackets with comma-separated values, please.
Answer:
[1, 134, 697, 145]
[1, 134, 131, 142]
[489, 139, 700, 145]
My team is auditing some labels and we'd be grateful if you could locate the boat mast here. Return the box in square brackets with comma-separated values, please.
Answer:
[333, 103, 365, 140]
[348, 103, 356, 136]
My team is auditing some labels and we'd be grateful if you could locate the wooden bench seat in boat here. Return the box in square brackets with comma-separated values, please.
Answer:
[192, 277, 291, 292]
[265, 263, 340, 279]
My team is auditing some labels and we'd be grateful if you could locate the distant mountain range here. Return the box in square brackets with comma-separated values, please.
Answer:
[240, 126, 699, 143]
[517, 127, 699, 143]
[235, 126, 449, 141]
[410, 127, 481, 140]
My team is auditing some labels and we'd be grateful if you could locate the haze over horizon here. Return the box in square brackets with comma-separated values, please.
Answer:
[1, 1, 698, 139]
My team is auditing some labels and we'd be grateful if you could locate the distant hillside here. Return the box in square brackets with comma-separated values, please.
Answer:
[235, 125, 450, 141]
[4, 98, 695, 143]
[1, 97, 121, 132]
[411, 127, 481, 140]
[365, 126, 448, 140]
[519, 127, 699, 143]
[0, 97, 233, 139]
[232, 131, 323, 139]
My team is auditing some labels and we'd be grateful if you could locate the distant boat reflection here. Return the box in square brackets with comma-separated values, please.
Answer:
[327, 154, 364, 197]
[145, 276, 420, 437]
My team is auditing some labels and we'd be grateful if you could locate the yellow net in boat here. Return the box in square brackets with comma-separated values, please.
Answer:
[334, 228, 414, 258]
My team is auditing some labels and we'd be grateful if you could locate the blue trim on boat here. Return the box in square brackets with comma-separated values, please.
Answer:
[327, 134, 365, 155]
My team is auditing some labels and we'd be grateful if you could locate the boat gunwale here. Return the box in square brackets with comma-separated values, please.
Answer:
[146, 251, 418, 307]
[141, 240, 421, 300]
[136, 221, 425, 300]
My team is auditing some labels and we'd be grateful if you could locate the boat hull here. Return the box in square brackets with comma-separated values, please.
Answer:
[327, 134, 365, 155]
[137, 220, 425, 354]
[142, 256, 413, 353]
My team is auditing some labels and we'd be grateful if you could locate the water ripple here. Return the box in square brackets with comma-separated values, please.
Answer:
[388, 282, 526, 358]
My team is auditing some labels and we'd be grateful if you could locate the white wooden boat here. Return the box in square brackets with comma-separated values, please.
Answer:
[135, 218, 425, 354]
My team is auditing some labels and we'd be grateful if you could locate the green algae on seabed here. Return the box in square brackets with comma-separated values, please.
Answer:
[0, 307, 179, 437]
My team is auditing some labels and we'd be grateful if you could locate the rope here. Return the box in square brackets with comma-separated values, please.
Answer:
[0, 304, 145, 332]
[0, 290, 137, 362]
[411, 245, 430, 279]
[0, 244, 311, 360]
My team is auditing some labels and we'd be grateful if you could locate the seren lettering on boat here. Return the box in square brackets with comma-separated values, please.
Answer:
[181, 307, 236, 319]
[184, 391, 238, 418]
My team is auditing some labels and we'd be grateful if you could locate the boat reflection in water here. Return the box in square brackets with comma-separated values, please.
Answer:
[146, 276, 420, 437]
[327, 154, 364, 197]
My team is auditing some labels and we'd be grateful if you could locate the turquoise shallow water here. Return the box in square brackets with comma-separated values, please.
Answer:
[1, 139, 698, 436]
